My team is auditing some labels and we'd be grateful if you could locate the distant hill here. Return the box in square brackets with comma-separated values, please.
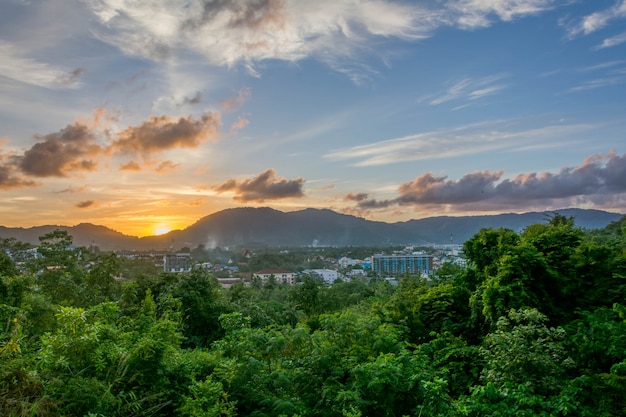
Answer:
[0, 207, 622, 251]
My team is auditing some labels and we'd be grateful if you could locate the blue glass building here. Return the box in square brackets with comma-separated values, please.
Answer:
[372, 253, 433, 276]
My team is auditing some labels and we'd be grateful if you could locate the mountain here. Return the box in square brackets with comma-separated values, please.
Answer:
[0, 208, 622, 251]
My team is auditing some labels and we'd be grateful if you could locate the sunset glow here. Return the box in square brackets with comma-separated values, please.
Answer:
[1, 0, 624, 236]
[153, 224, 172, 236]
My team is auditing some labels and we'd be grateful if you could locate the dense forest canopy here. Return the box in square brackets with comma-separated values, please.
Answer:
[1, 213, 625, 416]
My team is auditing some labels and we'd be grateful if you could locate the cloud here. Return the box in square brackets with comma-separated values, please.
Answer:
[155, 160, 179, 173]
[347, 151, 626, 212]
[568, 75, 626, 92]
[344, 192, 369, 202]
[76, 200, 95, 208]
[446, 0, 560, 29]
[111, 112, 221, 156]
[427, 74, 508, 106]
[565, 0, 626, 37]
[396, 170, 504, 205]
[53, 185, 89, 193]
[220, 88, 251, 112]
[119, 160, 142, 171]
[80, 0, 440, 82]
[214, 168, 305, 202]
[0, 42, 84, 89]
[325, 121, 593, 167]
[0, 109, 222, 188]
[595, 31, 626, 49]
[230, 116, 250, 133]
[81, 0, 571, 82]
[18, 122, 104, 177]
[0, 160, 39, 190]
[181, 91, 202, 106]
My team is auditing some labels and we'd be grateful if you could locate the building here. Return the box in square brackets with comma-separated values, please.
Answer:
[306, 269, 339, 284]
[253, 268, 296, 285]
[163, 253, 192, 273]
[372, 253, 433, 276]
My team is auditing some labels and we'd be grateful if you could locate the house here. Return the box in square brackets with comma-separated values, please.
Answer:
[253, 268, 296, 285]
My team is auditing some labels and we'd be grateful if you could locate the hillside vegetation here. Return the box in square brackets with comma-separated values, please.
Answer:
[1, 214, 625, 416]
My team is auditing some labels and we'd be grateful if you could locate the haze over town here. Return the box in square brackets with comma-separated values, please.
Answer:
[1, 0, 625, 237]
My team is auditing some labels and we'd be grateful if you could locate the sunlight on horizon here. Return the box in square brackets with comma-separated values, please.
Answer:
[153, 224, 172, 236]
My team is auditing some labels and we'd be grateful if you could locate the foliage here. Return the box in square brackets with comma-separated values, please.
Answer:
[1, 215, 625, 416]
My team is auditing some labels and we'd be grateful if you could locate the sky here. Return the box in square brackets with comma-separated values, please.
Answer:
[1, 0, 625, 237]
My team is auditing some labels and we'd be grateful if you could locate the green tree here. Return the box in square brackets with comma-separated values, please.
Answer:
[85, 252, 122, 304]
[30, 230, 86, 305]
[459, 308, 578, 416]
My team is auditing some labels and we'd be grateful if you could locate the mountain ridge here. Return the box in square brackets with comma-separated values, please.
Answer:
[0, 207, 622, 251]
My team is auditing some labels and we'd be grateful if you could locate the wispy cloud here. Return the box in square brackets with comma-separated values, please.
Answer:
[569, 75, 626, 92]
[595, 31, 626, 50]
[325, 120, 594, 167]
[82, 0, 561, 83]
[0, 42, 84, 89]
[565, 0, 626, 37]
[86, 0, 436, 80]
[569, 60, 626, 92]
[577, 60, 624, 72]
[425, 74, 508, 106]
[446, 0, 560, 29]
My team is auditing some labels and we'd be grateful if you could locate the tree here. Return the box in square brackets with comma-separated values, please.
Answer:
[85, 252, 122, 304]
[480, 308, 572, 395]
[463, 228, 520, 283]
[478, 243, 559, 326]
[459, 309, 578, 416]
[163, 268, 229, 347]
[30, 230, 86, 305]
[289, 275, 320, 316]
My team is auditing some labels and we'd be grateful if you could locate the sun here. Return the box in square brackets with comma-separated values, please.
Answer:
[153, 224, 172, 236]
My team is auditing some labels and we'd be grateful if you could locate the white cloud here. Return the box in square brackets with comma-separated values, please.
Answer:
[85, 0, 436, 76]
[427, 74, 508, 105]
[82, 0, 563, 82]
[324, 121, 596, 167]
[595, 31, 626, 49]
[569, 75, 626, 92]
[0, 42, 83, 89]
[566, 0, 626, 37]
[445, 0, 559, 29]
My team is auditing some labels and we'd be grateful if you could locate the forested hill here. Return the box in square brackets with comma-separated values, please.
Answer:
[0, 207, 622, 250]
[1, 211, 626, 416]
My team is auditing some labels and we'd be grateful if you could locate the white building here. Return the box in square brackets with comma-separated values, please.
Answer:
[308, 269, 339, 284]
[253, 268, 296, 285]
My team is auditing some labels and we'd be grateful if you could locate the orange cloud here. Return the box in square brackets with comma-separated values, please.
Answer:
[111, 112, 221, 157]
[220, 88, 251, 112]
[119, 160, 142, 171]
[0, 161, 39, 189]
[230, 116, 250, 133]
[214, 168, 305, 202]
[76, 200, 95, 208]
[18, 122, 105, 177]
[155, 160, 179, 173]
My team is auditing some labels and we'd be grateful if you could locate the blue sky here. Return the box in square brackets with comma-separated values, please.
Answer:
[0, 0, 625, 236]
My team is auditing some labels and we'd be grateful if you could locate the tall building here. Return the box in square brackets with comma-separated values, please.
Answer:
[372, 253, 433, 276]
[163, 253, 192, 273]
